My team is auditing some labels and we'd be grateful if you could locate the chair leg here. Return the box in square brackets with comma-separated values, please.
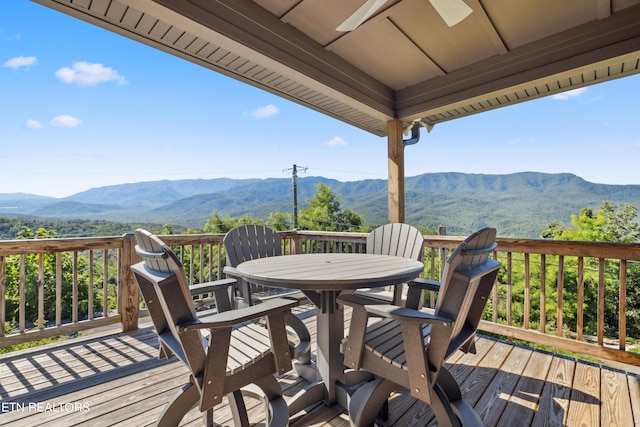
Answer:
[228, 390, 251, 427]
[156, 382, 199, 427]
[202, 409, 213, 427]
[348, 377, 396, 427]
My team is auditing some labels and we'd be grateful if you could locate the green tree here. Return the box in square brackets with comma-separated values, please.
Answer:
[543, 201, 640, 242]
[298, 183, 363, 231]
[203, 211, 265, 234]
[267, 212, 292, 231]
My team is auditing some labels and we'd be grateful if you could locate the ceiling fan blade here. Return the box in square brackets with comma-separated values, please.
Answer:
[336, 0, 389, 32]
[428, 0, 473, 27]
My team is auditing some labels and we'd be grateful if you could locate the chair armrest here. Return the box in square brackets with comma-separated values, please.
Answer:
[189, 278, 237, 312]
[223, 265, 240, 278]
[363, 304, 453, 326]
[337, 292, 391, 308]
[405, 278, 441, 309]
[178, 297, 297, 331]
[408, 277, 441, 292]
[189, 278, 236, 295]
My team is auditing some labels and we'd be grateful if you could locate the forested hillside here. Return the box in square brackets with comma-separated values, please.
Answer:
[0, 217, 184, 240]
[2, 172, 639, 238]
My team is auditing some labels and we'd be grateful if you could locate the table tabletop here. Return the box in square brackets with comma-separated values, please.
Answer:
[234, 252, 424, 291]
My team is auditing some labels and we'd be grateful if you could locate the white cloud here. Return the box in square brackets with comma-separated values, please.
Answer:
[6, 33, 22, 41]
[324, 136, 347, 148]
[3, 56, 37, 69]
[552, 87, 588, 100]
[25, 119, 42, 130]
[55, 61, 127, 86]
[247, 104, 280, 118]
[51, 115, 83, 128]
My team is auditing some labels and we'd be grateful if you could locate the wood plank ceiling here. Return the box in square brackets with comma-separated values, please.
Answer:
[33, 0, 640, 137]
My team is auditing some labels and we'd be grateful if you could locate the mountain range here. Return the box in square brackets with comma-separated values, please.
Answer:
[1, 172, 639, 238]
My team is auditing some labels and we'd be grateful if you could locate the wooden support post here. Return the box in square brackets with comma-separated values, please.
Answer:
[119, 232, 139, 332]
[387, 119, 405, 223]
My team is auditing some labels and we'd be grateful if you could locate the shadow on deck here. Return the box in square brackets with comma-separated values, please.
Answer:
[1, 306, 639, 426]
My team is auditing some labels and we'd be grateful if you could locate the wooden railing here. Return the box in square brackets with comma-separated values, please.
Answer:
[1, 230, 639, 368]
[0, 236, 127, 347]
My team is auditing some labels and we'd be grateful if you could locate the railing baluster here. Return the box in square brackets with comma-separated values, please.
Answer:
[506, 252, 512, 327]
[540, 253, 546, 334]
[619, 259, 627, 351]
[429, 247, 436, 307]
[598, 258, 605, 346]
[38, 253, 45, 330]
[492, 255, 498, 324]
[0, 255, 5, 337]
[73, 250, 79, 324]
[217, 243, 222, 280]
[89, 250, 94, 321]
[189, 245, 195, 286]
[524, 253, 530, 330]
[577, 256, 584, 341]
[557, 255, 564, 337]
[19, 254, 26, 333]
[103, 249, 109, 318]
[208, 243, 214, 281]
[56, 252, 62, 326]
[199, 244, 204, 284]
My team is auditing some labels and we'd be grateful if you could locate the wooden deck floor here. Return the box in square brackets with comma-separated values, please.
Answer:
[1, 305, 639, 426]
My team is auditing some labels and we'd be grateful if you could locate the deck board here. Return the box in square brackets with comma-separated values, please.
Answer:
[1, 305, 638, 426]
[531, 355, 576, 426]
[600, 367, 634, 427]
[496, 348, 553, 427]
[565, 361, 601, 426]
[474, 345, 532, 426]
[629, 373, 640, 425]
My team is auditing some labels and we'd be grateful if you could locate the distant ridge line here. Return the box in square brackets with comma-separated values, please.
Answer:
[1, 172, 638, 238]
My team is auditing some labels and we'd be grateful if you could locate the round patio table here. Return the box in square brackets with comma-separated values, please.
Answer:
[234, 252, 424, 412]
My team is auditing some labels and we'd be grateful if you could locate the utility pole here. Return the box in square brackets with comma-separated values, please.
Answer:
[285, 164, 307, 228]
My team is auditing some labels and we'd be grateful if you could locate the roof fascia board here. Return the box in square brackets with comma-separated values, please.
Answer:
[396, 4, 640, 118]
[403, 50, 640, 124]
[152, 0, 395, 118]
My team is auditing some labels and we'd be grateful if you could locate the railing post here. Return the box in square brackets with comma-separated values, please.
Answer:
[119, 233, 139, 332]
[290, 230, 303, 255]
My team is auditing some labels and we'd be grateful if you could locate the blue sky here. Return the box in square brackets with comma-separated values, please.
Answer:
[2, 1, 640, 198]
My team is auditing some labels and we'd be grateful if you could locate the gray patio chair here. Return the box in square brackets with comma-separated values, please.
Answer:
[341, 227, 501, 427]
[131, 229, 295, 427]
[354, 223, 425, 305]
[223, 224, 312, 366]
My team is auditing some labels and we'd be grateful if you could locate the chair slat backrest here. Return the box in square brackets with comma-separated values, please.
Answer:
[224, 225, 282, 267]
[132, 229, 206, 380]
[362, 223, 424, 304]
[366, 223, 424, 261]
[224, 225, 283, 297]
[432, 227, 500, 362]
